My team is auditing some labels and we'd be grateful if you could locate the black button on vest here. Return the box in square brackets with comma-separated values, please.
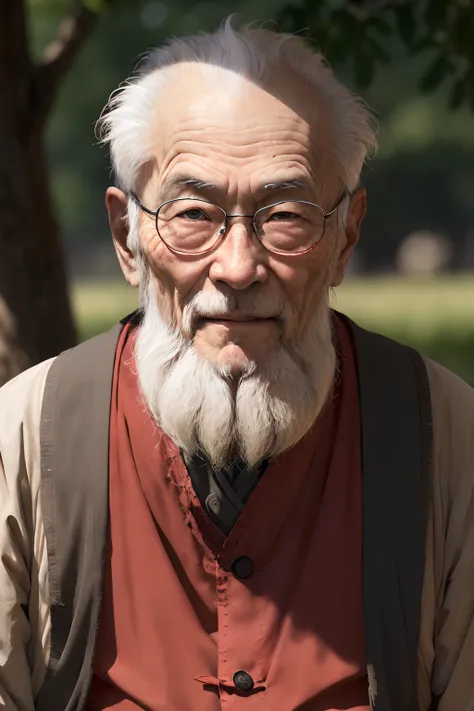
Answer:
[231, 556, 254, 579]
[233, 670, 254, 691]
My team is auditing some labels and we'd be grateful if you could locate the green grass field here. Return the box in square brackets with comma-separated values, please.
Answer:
[72, 274, 474, 385]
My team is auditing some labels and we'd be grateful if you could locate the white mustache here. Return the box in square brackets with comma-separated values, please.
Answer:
[181, 290, 288, 337]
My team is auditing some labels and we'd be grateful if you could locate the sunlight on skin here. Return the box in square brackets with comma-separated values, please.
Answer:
[107, 63, 365, 375]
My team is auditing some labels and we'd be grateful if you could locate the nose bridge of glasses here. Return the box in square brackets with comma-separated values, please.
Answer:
[220, 211, 257, 236]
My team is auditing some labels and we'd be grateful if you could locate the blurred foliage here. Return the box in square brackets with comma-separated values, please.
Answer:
[279, 0, 474, 110]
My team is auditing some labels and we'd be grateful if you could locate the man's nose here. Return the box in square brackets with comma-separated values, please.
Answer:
[208, 219, 268, 291]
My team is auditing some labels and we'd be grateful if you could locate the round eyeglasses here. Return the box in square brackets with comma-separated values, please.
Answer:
[129, 191, 347, 256]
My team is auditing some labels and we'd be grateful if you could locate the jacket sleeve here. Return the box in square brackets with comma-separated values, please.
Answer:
[0, 360, 54, 710]
[427, 359, 474, 710]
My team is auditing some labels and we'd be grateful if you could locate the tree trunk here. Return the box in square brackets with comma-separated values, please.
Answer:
[0, 0, 77, 387]
[0, 294, 29, 384]
[0, 127, 77, 383]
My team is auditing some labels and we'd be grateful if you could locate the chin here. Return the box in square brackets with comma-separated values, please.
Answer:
[214, 343, 258, 378]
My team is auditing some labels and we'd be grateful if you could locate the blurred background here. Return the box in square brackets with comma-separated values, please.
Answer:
[1, 0, 473, 385]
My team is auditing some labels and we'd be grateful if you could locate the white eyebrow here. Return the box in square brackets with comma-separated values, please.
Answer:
[176, 177, 218, 191]
[160, 176, 311, 201]
[160, 175, 220, 199]
[262, 180, 311, 192]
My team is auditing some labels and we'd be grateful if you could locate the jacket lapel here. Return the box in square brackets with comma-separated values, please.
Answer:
[348, 317, 432, 711]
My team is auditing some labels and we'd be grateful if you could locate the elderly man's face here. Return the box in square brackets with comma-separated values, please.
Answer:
[108, 64, 365, 375]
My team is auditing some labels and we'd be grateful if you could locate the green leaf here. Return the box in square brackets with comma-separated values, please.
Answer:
[394, 5, 417, 46]
[82, 0, 104, 13]
[354, 52, 375, 88]
[367, 36, 390, 64]
[451, 7, 474, 58]
[278, 3, 311, 33]
[467, 71, 474, 111]
[449, 78, 467, 110]
[424, 0, 448, 30]
[420, 56, 452, 92]
[368, 16, 391, 37]
[412, 34, 435, 53]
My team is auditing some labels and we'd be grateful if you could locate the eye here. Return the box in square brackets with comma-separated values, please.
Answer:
[268, 210, 302, 221]
[178, 208, 210, 221]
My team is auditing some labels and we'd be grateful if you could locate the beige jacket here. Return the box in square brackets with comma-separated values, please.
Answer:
[0, 352, 473, 710]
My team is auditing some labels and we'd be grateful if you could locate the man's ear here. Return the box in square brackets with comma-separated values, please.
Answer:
[331, 187, 366, 287]
[106, 187, 140, 288]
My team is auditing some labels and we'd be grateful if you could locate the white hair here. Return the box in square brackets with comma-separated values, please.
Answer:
[98, 18, 377, 199]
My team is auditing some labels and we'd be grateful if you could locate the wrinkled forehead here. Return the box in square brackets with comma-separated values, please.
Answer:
[145, 62, 334, 185]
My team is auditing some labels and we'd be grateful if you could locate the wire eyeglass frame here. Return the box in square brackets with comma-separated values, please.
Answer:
[129, 191, 348, 257]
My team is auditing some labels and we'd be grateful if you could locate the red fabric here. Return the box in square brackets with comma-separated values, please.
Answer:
[87, 315, 369, 711]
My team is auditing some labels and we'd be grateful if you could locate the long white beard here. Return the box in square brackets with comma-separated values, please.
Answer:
[134, 283, 336, 469]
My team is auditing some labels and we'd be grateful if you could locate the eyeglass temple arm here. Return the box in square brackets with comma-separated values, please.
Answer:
[323, 190, 351, 218]
[129, 192, 157, 216]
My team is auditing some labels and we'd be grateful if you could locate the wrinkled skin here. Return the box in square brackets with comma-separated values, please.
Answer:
[107, 63, 366, 375]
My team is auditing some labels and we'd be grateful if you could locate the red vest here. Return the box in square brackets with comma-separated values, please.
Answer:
[87, 315, 368, 710]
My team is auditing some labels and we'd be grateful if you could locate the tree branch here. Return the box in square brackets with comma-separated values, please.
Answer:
[35, 3, 100, 122]
[42, 3, 98, 75]
[0, 0, 32, 111]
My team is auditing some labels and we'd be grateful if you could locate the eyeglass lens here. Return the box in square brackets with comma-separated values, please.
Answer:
[157, 199, 325, 254]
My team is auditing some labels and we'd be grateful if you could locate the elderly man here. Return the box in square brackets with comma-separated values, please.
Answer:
[1, 21, 473, 711]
